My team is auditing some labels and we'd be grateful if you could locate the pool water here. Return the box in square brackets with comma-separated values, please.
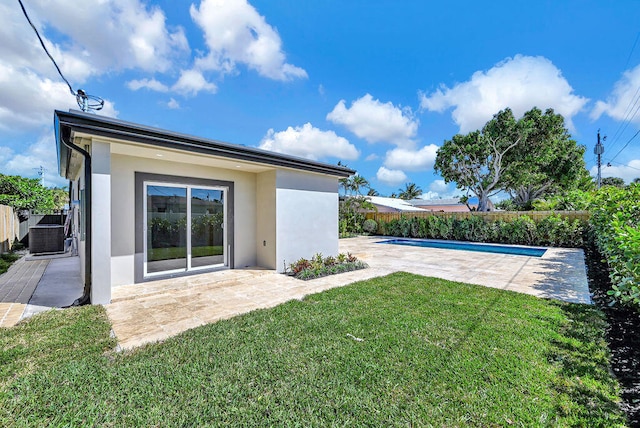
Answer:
[378, 239, 547, 257]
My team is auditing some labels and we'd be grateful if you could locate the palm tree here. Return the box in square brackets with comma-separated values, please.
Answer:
[367, 188, 379, 196]
[351, 175, 369, 195]
[398, 182, 422, 200]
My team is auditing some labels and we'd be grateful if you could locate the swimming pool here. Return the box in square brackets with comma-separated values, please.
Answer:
[378, 238, 547, 257]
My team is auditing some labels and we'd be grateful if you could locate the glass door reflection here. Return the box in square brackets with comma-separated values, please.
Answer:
[190, 188, 225, 268]
[146, 185, 187, 274]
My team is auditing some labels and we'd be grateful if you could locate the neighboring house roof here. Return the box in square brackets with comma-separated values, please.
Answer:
[54, 109, 355, 179]
[407, 198, 476, 212]
[407, 198, 465, 206]
[364, 196, 429, 212]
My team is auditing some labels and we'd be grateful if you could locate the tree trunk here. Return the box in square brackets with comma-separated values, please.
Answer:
[477, 192, 493, 212]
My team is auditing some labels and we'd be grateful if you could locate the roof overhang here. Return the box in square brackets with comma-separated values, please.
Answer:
[54, 109, 356, 179]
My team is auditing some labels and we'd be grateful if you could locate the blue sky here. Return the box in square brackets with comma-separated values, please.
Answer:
[2, 0, 640, 198]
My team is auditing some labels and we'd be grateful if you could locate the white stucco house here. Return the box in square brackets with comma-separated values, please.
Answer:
[55, 110, 354, 305]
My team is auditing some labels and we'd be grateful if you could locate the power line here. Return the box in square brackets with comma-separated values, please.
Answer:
[17, 0, 104, 112]
[624, 31, 640, 70]
[17, 0, 74, 96]
[607, 160, 640, 172]
[605, 31, 640, 152]
[605, 86, 640, 152]
[609, 128, 640, 163]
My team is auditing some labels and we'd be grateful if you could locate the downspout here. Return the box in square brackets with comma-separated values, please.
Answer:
[59, 131, 92, 306]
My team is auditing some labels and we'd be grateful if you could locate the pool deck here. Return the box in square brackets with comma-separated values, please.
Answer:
[340, 236, 591, 304]
[105, 236, 589, 350]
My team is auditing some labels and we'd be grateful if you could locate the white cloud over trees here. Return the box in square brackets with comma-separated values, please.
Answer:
[420, 55, 588, 133]
[376, 166, 408, 186]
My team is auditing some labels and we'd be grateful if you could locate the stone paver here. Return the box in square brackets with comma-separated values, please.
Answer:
[0, 257, 49, 328]
[107, 236, 590, 350]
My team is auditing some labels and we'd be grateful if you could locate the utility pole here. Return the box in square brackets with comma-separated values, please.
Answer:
[594, 130, 605, 189]
[33, 165, 45, 186]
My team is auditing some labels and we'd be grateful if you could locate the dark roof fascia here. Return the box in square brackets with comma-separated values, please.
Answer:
[54, 110, 355, 178]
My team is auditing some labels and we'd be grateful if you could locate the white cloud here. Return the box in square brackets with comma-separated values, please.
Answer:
[0, 64, 76, 132]
[190, 0, 307, 81]
[592, 64, 640, 124]
[172, 69, 218, 96]
[166, 98, 180, 109]
[327, 94, 418, 147]
[429, 179, 449, 193]
[0, 134, 68, 188]
[23, 0, 189, 76]
[419, 191, 442, 200]
[420, 55, 588, 133]
[0, 0, 175, 131]
[383, 145, 438, 171]
[0, 63, 118, 133]
[591, 160, 640, 183]
[259, 123, 359, 161]
[127, 78, 170, 92]
[376, 166, 408, 186]
[365, 153, 379, 161]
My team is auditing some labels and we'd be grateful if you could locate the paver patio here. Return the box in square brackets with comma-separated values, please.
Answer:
[106, 236, 591, 350]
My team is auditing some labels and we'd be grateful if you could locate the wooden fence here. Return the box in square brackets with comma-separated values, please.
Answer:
[365, 210, 591, 224]
[0, 205, 19, 253]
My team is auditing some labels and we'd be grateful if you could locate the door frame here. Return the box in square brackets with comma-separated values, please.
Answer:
[142, 182, 228, 278]
[134, 172, 234, 283]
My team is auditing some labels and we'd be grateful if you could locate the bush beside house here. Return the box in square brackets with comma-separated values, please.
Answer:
[589, 184, 640, 309]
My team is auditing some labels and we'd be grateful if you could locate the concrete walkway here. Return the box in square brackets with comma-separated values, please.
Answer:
[0, 255, 83, 328]
[106, 236, 591, 350]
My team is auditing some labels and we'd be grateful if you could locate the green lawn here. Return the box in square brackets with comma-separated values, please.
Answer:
[0, 273, 626, 426]
[148, 245, 223, 261]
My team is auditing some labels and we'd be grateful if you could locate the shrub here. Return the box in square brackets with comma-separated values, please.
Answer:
[537, 214, 584, 247]
[287, 252, 367, 280]
[362, 219, 378, 234]
[374, 213, 585, 248]
[590, 184, 640, 309]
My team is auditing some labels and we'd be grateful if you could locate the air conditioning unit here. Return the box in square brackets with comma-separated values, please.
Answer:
[29, 225, 64, 254]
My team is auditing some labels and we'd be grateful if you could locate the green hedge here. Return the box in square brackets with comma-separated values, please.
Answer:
[377, 214, 585, 248]
[589, 184, 640, 309]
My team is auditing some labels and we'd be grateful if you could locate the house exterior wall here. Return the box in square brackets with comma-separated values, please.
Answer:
[275, 170, 339, 272]
[109, 152, 258, 287]
[256, 170, 276, 269]
[91, 141, 112, 304]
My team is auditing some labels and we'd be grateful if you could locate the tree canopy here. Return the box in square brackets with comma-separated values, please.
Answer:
[0, 174, 68, 213]
[434, 107, 590, 211]
[600, 177, 625, 188]
[339, 174, 370, 196]
[398, 183, 422, 200]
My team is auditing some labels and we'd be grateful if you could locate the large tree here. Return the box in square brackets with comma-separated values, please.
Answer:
[434, 108, 525, 211]
[435, 107, 589, 211]
[501, 108, 590, 209]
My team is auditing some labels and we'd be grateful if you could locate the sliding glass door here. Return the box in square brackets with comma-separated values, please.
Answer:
[144, 182, 226, 277]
